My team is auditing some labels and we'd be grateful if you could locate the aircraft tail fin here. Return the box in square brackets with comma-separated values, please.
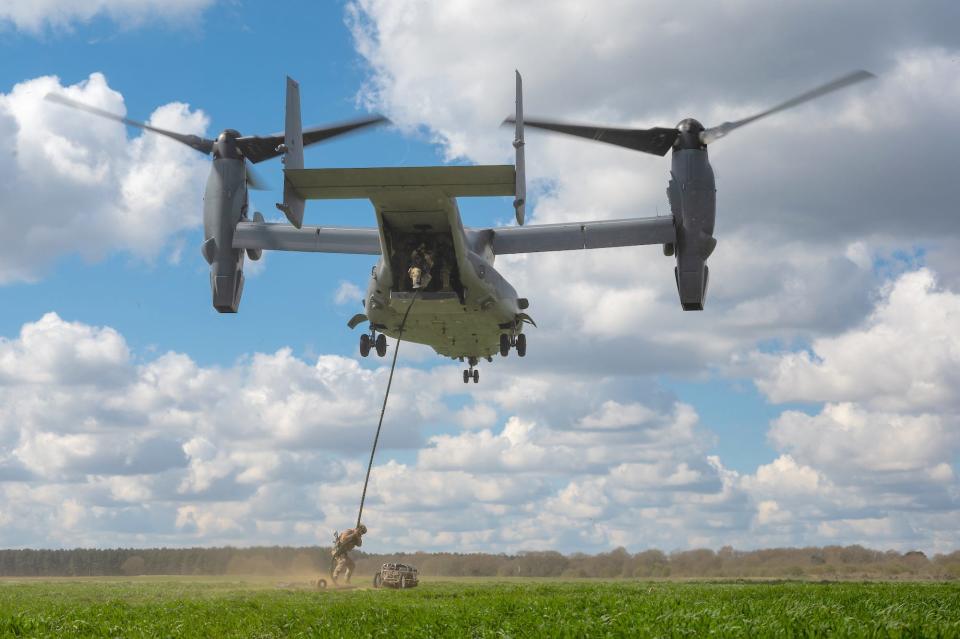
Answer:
[512, 70, 526, 226]
[277, 76, 306, 228]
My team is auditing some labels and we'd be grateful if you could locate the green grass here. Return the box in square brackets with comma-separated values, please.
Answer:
[0, 577, 958, 637]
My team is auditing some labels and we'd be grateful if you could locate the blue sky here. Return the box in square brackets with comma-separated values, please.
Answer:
[0, 1, 958, 554]
[1, 1, 429, 362]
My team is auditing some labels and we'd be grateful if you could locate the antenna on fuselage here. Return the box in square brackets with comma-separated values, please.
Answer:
[512, 70, 526, 226]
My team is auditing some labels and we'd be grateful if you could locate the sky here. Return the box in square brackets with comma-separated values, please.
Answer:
[0, 0, 958, 554]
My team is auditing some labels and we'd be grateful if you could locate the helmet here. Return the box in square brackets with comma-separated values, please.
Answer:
[357, 523, 368, 535]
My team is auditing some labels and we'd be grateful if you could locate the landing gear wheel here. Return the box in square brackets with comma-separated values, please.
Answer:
[463, 370, 470, 384]
[499, 334, 510, 357]
[375, 333, 388, 357]
[372, 573, 382, 589]
[359, 334, 371, 357]
[516, 333, 527, 357]
[472, 369, 479, 383]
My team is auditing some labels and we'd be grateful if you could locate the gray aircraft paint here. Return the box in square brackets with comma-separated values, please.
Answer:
[514, 71, 875, 313]
[46, 70, 875, 379]
[203, 157, 248, 313]
[45, 79, 387, 315]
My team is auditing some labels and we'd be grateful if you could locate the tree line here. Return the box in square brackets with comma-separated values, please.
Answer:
[0, 545, 957, 579]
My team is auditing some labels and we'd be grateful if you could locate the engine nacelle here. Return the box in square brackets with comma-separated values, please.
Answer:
[667, 149, 717, 311]
[202, 158, 248, 313]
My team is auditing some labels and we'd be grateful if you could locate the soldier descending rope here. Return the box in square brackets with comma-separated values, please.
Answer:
[407, 243, 434, 290]
[330, 523, 367, 585]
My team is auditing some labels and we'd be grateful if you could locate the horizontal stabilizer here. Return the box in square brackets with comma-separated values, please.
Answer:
[284, 165, 517, 200]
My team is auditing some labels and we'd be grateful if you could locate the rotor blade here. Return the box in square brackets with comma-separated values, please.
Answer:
[700, 69, 876, 145]
[237, 115, 389, 164]
[245, 162, 269, 190]
[45, 92, 215, 155]
[503, 117, 678, 156]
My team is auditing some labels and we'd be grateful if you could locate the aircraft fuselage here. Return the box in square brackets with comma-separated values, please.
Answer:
[363, 197, 525, 361]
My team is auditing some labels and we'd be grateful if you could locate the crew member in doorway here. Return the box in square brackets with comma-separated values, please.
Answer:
[331, 523, 366, 585]
[408, 243, 434, 290]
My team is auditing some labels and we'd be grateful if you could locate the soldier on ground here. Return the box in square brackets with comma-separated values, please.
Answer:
[331, 523, 367, 585]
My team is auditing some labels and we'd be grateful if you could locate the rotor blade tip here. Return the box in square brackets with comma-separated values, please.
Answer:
[44, 92, 70, 105]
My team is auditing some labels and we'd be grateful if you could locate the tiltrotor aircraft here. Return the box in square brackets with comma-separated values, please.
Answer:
[507, 69, 875, 312]
[48, 70, 872, 383]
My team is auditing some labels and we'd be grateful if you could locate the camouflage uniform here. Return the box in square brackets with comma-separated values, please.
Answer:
[407, 245, 434, 289]
[331, 524, 366, 584]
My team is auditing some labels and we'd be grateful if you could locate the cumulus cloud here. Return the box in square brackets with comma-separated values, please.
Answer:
[752, 269, 960, 412]
[0, 73, 209, 283]
[333, 281, 364, 305]
[346, 0, 960, 384]
[730, 269, 960, 550]
[0, 312, 728, 550]
[337, 4, 960, 552]
[0, 305, 956, 551]
[749, 269, 960, 489]
[0, 312, 129, 385]
[1, 2, 958, 553]
[0, 313, 441, 546]
[0, 0, 214, 33]
[454, 403, 498, 430]
[770, 405, 956, 477]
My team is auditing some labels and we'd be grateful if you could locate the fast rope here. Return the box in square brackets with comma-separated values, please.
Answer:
[356, 290, 419, 529]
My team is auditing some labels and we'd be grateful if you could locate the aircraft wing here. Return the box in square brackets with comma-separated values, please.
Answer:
[233, 222, 381, 254]
[489, 216, 675, 255]
[233, 214, 675, 257]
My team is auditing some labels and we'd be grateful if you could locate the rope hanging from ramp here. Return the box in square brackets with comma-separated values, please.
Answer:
[356, 291, 419, 529]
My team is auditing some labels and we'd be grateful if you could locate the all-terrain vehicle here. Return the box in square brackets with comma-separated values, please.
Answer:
[372, 563, 419, 589]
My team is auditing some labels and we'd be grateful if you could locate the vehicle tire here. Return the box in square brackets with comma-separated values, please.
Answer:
[359, 334, 371, 357]
[499, 334, 510, 357]
[316, 578, 327, 589]
[516, 333, 527, 357]
[373, 573, 382, 589]
[472, 369, 479, 383]
[400, 575, 409, 589]
[375, 334, 388, 357]
[463, 370, 470, 384]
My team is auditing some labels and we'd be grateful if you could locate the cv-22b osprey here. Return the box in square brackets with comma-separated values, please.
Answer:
[45, 73, 734, 383]
[232, 73, 685, 383]
[51, 71, 869, 383]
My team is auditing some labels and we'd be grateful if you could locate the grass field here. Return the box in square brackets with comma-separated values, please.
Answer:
[0, 577, 958, 637]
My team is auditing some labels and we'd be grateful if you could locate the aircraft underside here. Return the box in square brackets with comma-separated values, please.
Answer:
[48, 69, 877, 383]
[370, 294, 519, 360]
